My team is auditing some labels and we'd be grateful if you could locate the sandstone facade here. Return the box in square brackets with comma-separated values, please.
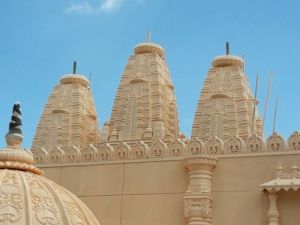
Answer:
[31, 41, 300, 225]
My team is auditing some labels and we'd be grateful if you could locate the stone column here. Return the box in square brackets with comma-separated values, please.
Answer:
[267, 191, 279, 225]
[184, 156, 218, 225]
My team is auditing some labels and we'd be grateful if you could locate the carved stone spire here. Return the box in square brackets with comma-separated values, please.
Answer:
[0, 103, 42, 175]
[31, 72, 100, 154]
[191, 48, 263, 141]
[6, 102, 23, 146]
[106, 40, 179, 141]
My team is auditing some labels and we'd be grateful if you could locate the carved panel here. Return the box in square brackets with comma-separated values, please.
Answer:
[187, 137, 204, 155]
[82, 144, 98, 161]
[288, 131, 300, 151]
[246, 135, 265, 152]
[130, 141, 149, 159]
[267, 133, 286, 152]
[34, 147, 49, 164]
[169, 139, 185, 157]
[64, 146, 81, 163]
[98, 143, 115, 161]
[150, 139, 168, 158]
[184, 198, 212, 219]
[49, 147, 65, 163]
[0, 172, 23, 224]
[206, 137, 223, 155]
[224, 136, 244, 154]
[115, 142, 131, 160]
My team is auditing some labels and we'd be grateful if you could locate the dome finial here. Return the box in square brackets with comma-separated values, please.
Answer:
[147, 31, 152, 43]
[73, 61, 77, 74]
[6, 102, 23, 147]
[226, 42, 230, 55]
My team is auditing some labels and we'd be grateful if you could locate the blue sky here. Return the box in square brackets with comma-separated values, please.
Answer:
[1, 0, 300, 148]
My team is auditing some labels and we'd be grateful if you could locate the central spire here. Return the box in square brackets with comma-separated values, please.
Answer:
[105, 37, 179, 142]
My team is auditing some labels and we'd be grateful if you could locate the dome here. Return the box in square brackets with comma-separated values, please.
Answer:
[0, 103, 100, 225]
[212, 55, 244, 68]
[134, 42, 165, 58]
[60, 74, 89, 88]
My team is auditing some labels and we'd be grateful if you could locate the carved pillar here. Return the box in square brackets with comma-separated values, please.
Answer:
[184, 156, 218, 225]
[267, 191, 279, 225]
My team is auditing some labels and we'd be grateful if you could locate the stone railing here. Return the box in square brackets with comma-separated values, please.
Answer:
[33, 131, 300, 164]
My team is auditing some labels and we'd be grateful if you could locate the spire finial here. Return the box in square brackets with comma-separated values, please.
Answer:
[73, 61, 77, 74]
[147, 32, 152, 43]
[6, 102, 23, 146]
[226, 42, 230, 55]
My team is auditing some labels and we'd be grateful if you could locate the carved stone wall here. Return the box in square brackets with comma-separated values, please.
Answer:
[33, 132, 300, 164]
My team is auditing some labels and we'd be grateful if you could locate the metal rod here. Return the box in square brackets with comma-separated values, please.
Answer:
[147, 32, 151, 43]
[272, 97, 279, 134]
[262, 71, 273, 133]
[226, 42, 230, 55]
[73, 61, 77, 74]
[251, 74, 259, 136]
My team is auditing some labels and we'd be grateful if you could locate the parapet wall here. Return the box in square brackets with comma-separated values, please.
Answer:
[34, 131, 300, 164]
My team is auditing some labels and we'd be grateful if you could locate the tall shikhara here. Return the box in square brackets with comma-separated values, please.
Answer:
[106, 42, 179, 141]
[32, 73, 99, 153]
[191, 51, 263, 141]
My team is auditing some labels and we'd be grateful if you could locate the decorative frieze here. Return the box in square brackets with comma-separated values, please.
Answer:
[34, 132, 300, 164]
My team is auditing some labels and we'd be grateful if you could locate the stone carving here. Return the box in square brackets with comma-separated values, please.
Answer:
[0, 172, 23, 224]
[224, 136, 244, 154]
[187, 137, 204, 155]
[108, 42, 179, 142]
[115, 142, 131, 160]
[34, 147, 49, 164]
[98, 143, 115, 161]
[32, 74, 100, 158]
[169, 139, 185, 157]
[184, 156, 217, 225]
[49, 146, 65, 163]
[82, 144, 98, 161]
[267, 133, 286, 152]
[206, 136, 223, 155]
[246, 135, 265, 153]
[191, 54, 263, 141]
[287, 131, 300, 151]
[130, 141, 149, 159]
[150, 139, 168, 158]
[65, 146, 82, 163]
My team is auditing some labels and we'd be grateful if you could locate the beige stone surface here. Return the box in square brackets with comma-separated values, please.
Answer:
[278, 191, 300, 225]
[212, 190, 268, 225]
[123, 160, 187, 194]
[80, 195, 122, 225]
[60, 164, 124, 196]
[42, 166, 62, 184]
[121, 194, 185, 225]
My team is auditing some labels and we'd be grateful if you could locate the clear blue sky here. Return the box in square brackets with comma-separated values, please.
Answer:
[1, 0, 300, 148]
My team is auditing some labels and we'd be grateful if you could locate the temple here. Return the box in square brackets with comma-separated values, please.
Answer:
[5, 39, 300, 225]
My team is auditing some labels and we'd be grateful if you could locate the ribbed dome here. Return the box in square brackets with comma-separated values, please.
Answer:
[0, 169, 100, 225]
[0, 103, 100, 225]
